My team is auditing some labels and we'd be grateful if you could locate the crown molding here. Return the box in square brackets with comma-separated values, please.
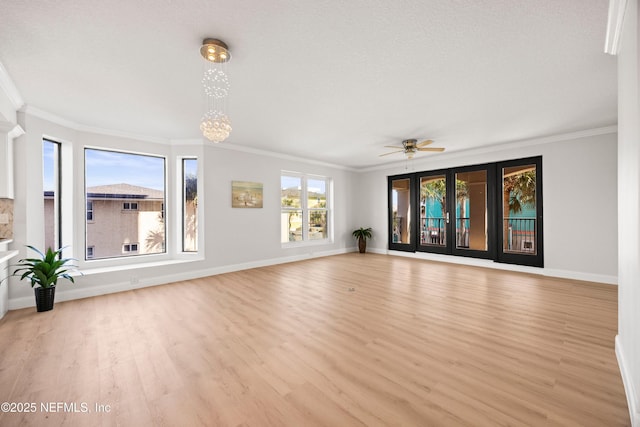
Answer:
[605, 0, 628, 55]
[21, 105, 171, 145]
[169, 138, 204, 146]
[207, 139, 358, 172]
[0, 61, 24, 110]
[19, 105, 357, 170]
[19, 105, 354, 170]
[0, 121, 25, 139]
[359, 125, 618, 173]
[8, 124, 25, 139]
[18, 103, 617, 174]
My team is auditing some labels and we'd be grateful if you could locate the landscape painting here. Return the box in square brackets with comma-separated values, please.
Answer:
[232, 181, 263, 208]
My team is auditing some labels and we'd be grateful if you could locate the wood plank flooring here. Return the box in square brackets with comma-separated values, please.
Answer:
[0, 253, 630, 426]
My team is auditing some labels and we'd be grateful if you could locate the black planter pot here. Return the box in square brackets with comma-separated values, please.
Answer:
[34, 287, 56, 312]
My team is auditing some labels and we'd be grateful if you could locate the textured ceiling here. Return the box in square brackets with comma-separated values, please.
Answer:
[0, 0, 617, 169]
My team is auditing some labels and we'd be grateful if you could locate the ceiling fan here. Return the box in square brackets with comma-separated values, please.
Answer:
[380, 139, 445, 159]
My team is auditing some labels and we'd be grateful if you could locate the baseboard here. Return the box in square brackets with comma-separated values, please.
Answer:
[381, 249, 618, 285]
[616, 335, 640, 426]
[8, 247, 352, 310]
[8, 247, 618, 310]
[542, 268, 618, 285]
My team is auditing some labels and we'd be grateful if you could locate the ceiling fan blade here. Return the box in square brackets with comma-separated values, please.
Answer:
[384, 145, 404, 149]
[417, 147, 445, 152]
[416, 139, 433, 147]
[379, 150, 405, 157]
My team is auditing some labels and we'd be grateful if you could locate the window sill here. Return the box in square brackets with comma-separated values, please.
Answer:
[281, 239, 333, 249]
[75, 256, 203, 276]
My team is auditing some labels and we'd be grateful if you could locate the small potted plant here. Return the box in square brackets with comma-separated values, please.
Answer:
[352, 227, 372, 253]
[11, 246, 80, 312]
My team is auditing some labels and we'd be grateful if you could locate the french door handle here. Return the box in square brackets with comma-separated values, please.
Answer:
[446, 212, 450, 224]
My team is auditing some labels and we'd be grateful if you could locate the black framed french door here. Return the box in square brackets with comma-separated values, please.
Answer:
[389, 156, 542, 267]
[450, 164, 496, 260]
[417, 170, 450, 254]
[416, 164, 496, 259]
[496, 157, 543, 267]
[388, 173, 416, 252]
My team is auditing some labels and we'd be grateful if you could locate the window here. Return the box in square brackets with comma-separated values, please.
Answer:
[85, 148, 166, 260]
[281, 173, 331, 243]
[86, 201, 94, 221]
[43, 139, 61, 251]
[307, 178, 328, 240]
[122, 243, 139, 253]
[182, 159, 198, 252]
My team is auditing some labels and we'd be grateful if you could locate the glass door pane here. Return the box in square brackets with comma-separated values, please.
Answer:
[419, 174, 447, 248]
[455, 170, 487, 251]
[391, 178, 412, 245]
[501, 164, 537, 254]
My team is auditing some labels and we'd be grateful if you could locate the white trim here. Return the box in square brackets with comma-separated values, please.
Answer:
[19, 105, 355, 171]
[0, 122, 24, 136]
[18, 105, 354, 171]
[18, 103, 617, 174]
[7, 248, 351, 310]
[616, 335, 640, 426]
[360, 126, 618, 173]
[0, 61, 24, 110]
[169, 138, 204, 146]
[21, 105, 171, 145]
[542, 268, 617, 285]
[8, 124, 24, 139]
[213, 140, 356, 171]
[384, 250, 618, 285]
[605, 0, 629, 55]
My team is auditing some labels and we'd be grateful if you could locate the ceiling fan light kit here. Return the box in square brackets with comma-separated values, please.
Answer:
[380, 138, 445, 159]
[200, 38, 232, 143]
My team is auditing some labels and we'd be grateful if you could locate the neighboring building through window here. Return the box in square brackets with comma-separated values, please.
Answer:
[86, 201, 94, 221]
[43, 139, 61, 252]
[122, 243, 139, 253]
[281, 173, 330, 243]
[85, 148, 166, 260]
[86, 246, 94, 259]
[182, 158, 198, 252]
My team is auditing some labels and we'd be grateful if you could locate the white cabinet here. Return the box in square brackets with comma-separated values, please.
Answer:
[0, 248, 18, 319]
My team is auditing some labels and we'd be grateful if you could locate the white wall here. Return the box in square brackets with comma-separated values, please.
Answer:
[616, 0, 640, 424]
[356, 130, 618, 283]
[8, 112, 358, 308]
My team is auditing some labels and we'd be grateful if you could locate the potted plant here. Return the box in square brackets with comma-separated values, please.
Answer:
[352, 227, 372, 253]
[11, 246, 80, 312]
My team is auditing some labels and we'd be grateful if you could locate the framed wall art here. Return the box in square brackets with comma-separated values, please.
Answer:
[231, 181, 263, 208]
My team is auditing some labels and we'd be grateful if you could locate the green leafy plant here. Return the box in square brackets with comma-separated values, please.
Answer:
[352, 227, 373, 241]
[12, 246, 79, 288]
[352, 227, 372, 253]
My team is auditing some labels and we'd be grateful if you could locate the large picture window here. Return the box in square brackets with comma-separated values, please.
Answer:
[281, 173, 331, 243]
[85, 148, 166, 260]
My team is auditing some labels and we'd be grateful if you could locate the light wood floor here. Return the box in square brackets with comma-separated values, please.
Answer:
[0, 253, 629, 426]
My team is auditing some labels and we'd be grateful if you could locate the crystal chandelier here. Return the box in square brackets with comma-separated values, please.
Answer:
[200, 38, 232, 143]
